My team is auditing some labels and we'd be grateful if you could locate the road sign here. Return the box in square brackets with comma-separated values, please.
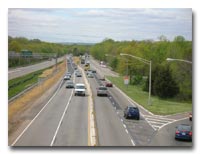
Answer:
[124, 76, 129, 85]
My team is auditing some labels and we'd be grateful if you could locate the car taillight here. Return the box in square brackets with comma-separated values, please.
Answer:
[176, 131, 179, 134]
[189, 132, 192, 136]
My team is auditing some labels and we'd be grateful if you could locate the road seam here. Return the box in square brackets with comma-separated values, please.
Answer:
[11, 78, 63, 146]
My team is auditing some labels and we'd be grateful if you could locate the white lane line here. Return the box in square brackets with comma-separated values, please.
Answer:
[125, 129, 129, 134]
[144, 115, 175, 121]
[147, 121, 168, 125]
[50, 64, 76, 146]
[123, 124, 127, 128]
[131, 139, 135, 146]
[50, 89, 74, 146]
[11, 79, 63, 146]
[145, 118, 175, 123]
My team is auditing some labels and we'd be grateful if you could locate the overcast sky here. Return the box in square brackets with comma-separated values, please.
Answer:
[8, 8, 192, 43]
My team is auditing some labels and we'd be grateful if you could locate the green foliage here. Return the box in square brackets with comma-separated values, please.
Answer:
[90, 36, 192, 101]
[153, 66, 179, 98]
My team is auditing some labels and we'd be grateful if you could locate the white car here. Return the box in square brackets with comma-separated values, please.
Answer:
[74, 83, 86, 96]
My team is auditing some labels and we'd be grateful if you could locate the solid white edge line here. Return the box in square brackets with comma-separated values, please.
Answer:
[50, 89, 74, 146]
[11, 79, 63, 146]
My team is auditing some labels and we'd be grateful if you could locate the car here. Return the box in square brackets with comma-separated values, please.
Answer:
[105, 81, 113, 87]
[189, 113, 192, 121]
[76, 72, 82, 77]
[97, 86, 108, 96]
[64, 75, 70, 80]
[175, 124, 192, 141]
[66, 72, 72, 78]
[74, 83, 86, 96]
[66, 81, 74, 88]
[124, 106, 140, 120]
[87, 72, 94, 78]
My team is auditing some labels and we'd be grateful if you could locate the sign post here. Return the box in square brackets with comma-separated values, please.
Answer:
[124, 76, 129, 89]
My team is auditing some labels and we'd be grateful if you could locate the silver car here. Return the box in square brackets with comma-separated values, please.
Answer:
[97, 86, 108, 96]
[66, 81, 74, 88]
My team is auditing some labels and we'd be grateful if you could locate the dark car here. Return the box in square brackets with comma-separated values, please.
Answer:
[97, 86, 108, 96]
[105, 82, 113, 87]
[124, 106, 140, 120]
[175, 124, 192, 141]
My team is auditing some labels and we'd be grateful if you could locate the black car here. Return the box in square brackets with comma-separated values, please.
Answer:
[175, 124, 192, 141]
[124, 106, 140, 120]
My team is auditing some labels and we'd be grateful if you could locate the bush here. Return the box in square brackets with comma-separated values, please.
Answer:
[144, 65, 179, 98]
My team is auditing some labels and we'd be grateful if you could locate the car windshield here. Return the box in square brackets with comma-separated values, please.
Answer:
[178, 125, 191, 131]
[99, 87, 107, 90]
[76, 85, 85, 89]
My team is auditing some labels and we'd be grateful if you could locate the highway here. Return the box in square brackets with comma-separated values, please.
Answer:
[10, 55, 192, 146]
[8, 56, 65, 80]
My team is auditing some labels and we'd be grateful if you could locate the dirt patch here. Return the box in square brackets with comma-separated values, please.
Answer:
[8, 61, 66, 144]
[73, 57, 80, 65]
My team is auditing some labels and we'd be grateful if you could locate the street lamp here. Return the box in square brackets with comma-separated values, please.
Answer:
[120, 53, 152, 105]
[166, 58, 192, 64]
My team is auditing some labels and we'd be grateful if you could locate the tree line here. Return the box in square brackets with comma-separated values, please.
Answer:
[90, 36, 192, 101]
[8, 36, 91, 67]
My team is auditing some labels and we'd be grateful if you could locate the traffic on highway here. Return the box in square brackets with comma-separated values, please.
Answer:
[9, 54, 192, 146]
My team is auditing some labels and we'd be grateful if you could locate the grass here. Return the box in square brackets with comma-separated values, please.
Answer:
[9, 61, 66, 135]
[8, 70, 44, 99]
[107, 76, 192, 115]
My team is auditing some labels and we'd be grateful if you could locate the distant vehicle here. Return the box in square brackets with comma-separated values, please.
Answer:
[189, 113, 192, 121]
[76, 72, 82, 77]
[105, 81, 113, 87]
[97, 86, 108, 96]
[175, 124, 192, 141]
[64, 75, 70, 80]
[66, 72, 72, 78]
[74, 83, 86, 96]
[92, 70, 96, 73]
[66, 81, 74, 88]
[124, 106, 140, 120]
[87, 72, 94, 78]
[84, 63, 90, 71]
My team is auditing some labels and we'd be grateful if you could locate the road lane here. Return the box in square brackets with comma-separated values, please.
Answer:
[88, 76, 133, 146]
[53, 75, 88, 146]
[148, 118, 192, 146]
[9, 56, 64, 80]
[13, 81, 73, 146]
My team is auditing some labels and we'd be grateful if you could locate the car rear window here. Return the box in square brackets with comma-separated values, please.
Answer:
[99, 87, 107, 90]
[178, 125, 191, 131]
[76, 85, 85, 89]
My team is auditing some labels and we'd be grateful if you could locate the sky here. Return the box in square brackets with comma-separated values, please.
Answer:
[8, 8, 192, 43]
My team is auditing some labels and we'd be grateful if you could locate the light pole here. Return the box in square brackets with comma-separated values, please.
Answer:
[166, 58, 192, 64]
[120, 53, 152, 105]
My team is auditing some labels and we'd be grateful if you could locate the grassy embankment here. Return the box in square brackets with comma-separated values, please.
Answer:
[107, 76, 192, 115]
[8, 61, 66, 134]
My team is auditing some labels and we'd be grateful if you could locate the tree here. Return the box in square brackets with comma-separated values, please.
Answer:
[9, 41, 21, 52]
[153, 66, 179, 98]
[174, 35, 185, 42]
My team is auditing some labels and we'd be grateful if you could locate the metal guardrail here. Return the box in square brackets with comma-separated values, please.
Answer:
[9, 83, 38, 103]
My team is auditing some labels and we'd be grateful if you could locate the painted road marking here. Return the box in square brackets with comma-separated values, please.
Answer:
[11, 79, 64, 146]
[50, 89, 74, 146]
[143, 114, 176, 131]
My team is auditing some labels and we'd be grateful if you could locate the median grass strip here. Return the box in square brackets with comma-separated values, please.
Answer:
[9, 70, 44, 99]
[107, 76, 192, 115]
